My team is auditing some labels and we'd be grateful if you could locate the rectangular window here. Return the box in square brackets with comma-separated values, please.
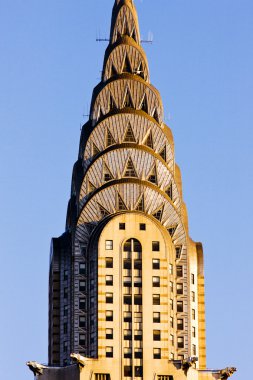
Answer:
[153, 330, 161, 341]
[64, 270, 68, 280]
[124, 347, 132, 359]
[170, 317, 174, 328]
[192, 309, 196, 320]
[177, 336, 184, 348]
[95, 375, 110, 380]
[106, 293, 113, 304]
[134, 312, 142, 323]
[170, 334, 174, 346]
[105, 240, 113, 250]
[79, 316, 86, 328]
[119, 223, 125, 230]
[191, 273, 195, 285]
[191, 291, 196, 302]
[170, 299, 174, 311]
[79, 334, 86, 345]
[192, 344, 197, 356]
[124, 295, 132, 305]
[177, 319, 184, 330]
[134, 276, 142, 287]
[135, 348, 143, 359]
[153, 294, 160, 305]
[153, 312, 160, 323]
[64, 305, 68, 316]
[169, 264, 173, 275]
[176, 283, 183, 295]
[105, 257, 113, 268]
[79, 263, 86, 275]
[170, 281, 174, 292]
[123, 259, 131, 269]
[106, 275, 113, 286]
[140, 223, 146, 231]
[177, 301, 183, 312]
[124, 311, 132, 322]
[134, 259, 142, 270]
[153, 259, 160, 270]
[153, 348, 161, 359]
[79, 280, 86, 292]
[153, 276, 160, 287]
[106, 310, 113, 322]
[192, 326, 196, 338]
[134, 295, 142, 305]
[106, 346, 113, 358]
[124, 366, 132, 377]
[134, 330, 142, 341]
[63, 341, 68, 352]
[152, 241, 160, 251]
[135, 366, 143, 377]
[124, 330, 132, 340]
[64, 287, 68, 299]
[64, 323, 68, 334]
[176, 266, 183, 277]
[79, 298, 86, 310]
[106, 328, 113, 339]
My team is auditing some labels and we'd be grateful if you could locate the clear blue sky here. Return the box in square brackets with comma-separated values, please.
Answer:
[0, 1, 252, 379]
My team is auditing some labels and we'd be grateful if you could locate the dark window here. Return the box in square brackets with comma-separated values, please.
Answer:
[134, 259, 142, 270]
[175, 246, 182, 259]
[153, 330, 161, 341]
[106, 293, 113, 304]
[135, 366, 143, 377]
[177, 266, 183, 277]
[79, 263, 86, 275]
[134, 277, 142, 287]
[64, 270, 68, 281]
[192, 344, 197, 355]
[106, 275, 113, 286]
[124, 311, 132, 322]
[79, 334, 85, 345]
[64, 323, 68, 334]
[177, 319, 184, 330]
[79, 299, 86, 310]
[134, 295, 142, 305]
[152, 241, 160, 251]
[134, 330, 142, 341]
[64, 305, 68, 316]
[106, 347, 113, 358]
[176, 283, 183, 295]
[153, 312, 160, 323]
[124, 366, 132, 377]
[124, 330, 132, 340]
[63, 341, 67, 352]
[153, 348, 161, 359]
[106, 310, 113, 322]
[135, 349, 143, 359]
[177, 301, 183, 312]
[123, 276, 132, 287]
[153, 259, 160, 270]
[153, 276, 160, 287]
[123, 259, 131, 269]
[124, 348, 132, 359]
[106, 258, 113, 268]
[192, 309, 196, 320]
[153, 294, 160, 305]
[106, 329, 113, 339]
[192, 326, 196, 338]
[119, 223, 126, 230]
[64, 288, 68, 299]
[139, 223, 146, 230]
[191, 273, 195, 285]
[79, 280, 86, 292]
[177, 337, 184, 348]
[79, 316, 86, 328]
[124, 295, 132, 305]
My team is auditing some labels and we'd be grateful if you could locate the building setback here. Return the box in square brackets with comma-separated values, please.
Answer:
[28, 1, 236, 379]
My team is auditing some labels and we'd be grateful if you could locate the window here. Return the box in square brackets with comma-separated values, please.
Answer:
[134, 312, 142, 323]
[175, 246, 182, 259]
[192, 309, 196, 320]
[119, 223, 125, 230]
[95, 374, 110, 380]
[79, 263, 86, 275]
[153, 276, 160, 287]
[79, 280, 86, 292]
[176, 283, 183, 295]
[170, 334, 174, 346]
[158, 376, 174, 380]
[153, 312, 160, 323]
[192, 344, 197, 356]
[123, 259, 131, 269]
[177, 336, 184, 348]
[105, 240, 113, 250]
[134, 276, 142, 287]
[192, 326, 196, 338]
[124, 295, 131, 305]
[170, 299, 174, 311]
[191, 291, 196, 302]
[152, 241, 160, 251]
[134, 330, 142, 340]
[106, 310, 113, 322]
[124, 311, 132, 322]
[191, 273, 195, 285]
[134, 259, 142, 269]
[153, 348, 161, 359]
[79, 316, 86, 328]
[177, 319, 184, 330]
[106, 346, 113, 358]
[170, 281, 174, 292]
[139, 223, 146, 230]
[64, 270, 68, 280]
[135, 348, 143, 359]
[153, 294, 160, 305]
[124, 348, 132, 359]
[124, 329, 132, 340]
[153, 330, 161, 341]
[106, 293, 113, 304]
[79, 298, 86, 310]
[153, 259, 160, 270]
[134, 295, 142, 305]
[64, 341, 68, 352]
[64, 305, 68, 316]
[169, 264, 173, 275]
[106, 328, 113, 339]
[124, 366, 132, 377]
[176, 266, 183, 277]
[79, 334, 86, 345]
[64, 288, 68, 299]
[135, 366, 143, 377]
[177, 301, 183, 312]
[64, 323, 68, 334]
[170, 317, 174, 328]
[106, 257, 113, 268]
[106, 275, 113, 286]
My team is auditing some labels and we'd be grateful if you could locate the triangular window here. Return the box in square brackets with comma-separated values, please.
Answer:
[168, 225, 178, 237]
[153, 108, 159, 123]
[143, 131, 153, 149]
[93, 143, 100, 156]
[137, 62, 144, 79]
[147, 165, 157, 185]
[103, 162, 114, 182]
[117, 30, 122, 40]
[159, 146, 167, 161]
[152, 205, 164, 222]
[123, 123, 136, 143]
[135, 195, 145, 211]
[123, 157, 137, 177]
[111, 64, 118, 77]
[97, 104, 104, 121]
[140, 93, 148, 113]
[132, 29, 137, 42]
[122, 55, 132, 74]
[97, 203, 110, 218]
[88, 181, 96, 193]
[166, 182, 173, 200]
[117, 193, 127, 211]
[123, 88, 134, 108]
[106, 128, 116, 147]
[109, 93, 117, 112]
[122, 18, 130, 36]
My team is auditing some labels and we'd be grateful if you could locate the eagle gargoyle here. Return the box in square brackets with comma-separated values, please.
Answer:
[182, 356, 198, 372]
[70, 353, 87, 369]
[26, 361, 47, 376]
[220, 367, 237, 379]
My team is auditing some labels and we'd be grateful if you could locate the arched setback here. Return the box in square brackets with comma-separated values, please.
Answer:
[89, 212, 187, 380]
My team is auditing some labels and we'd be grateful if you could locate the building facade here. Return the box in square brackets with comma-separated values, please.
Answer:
[28, 1, 236, 380]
